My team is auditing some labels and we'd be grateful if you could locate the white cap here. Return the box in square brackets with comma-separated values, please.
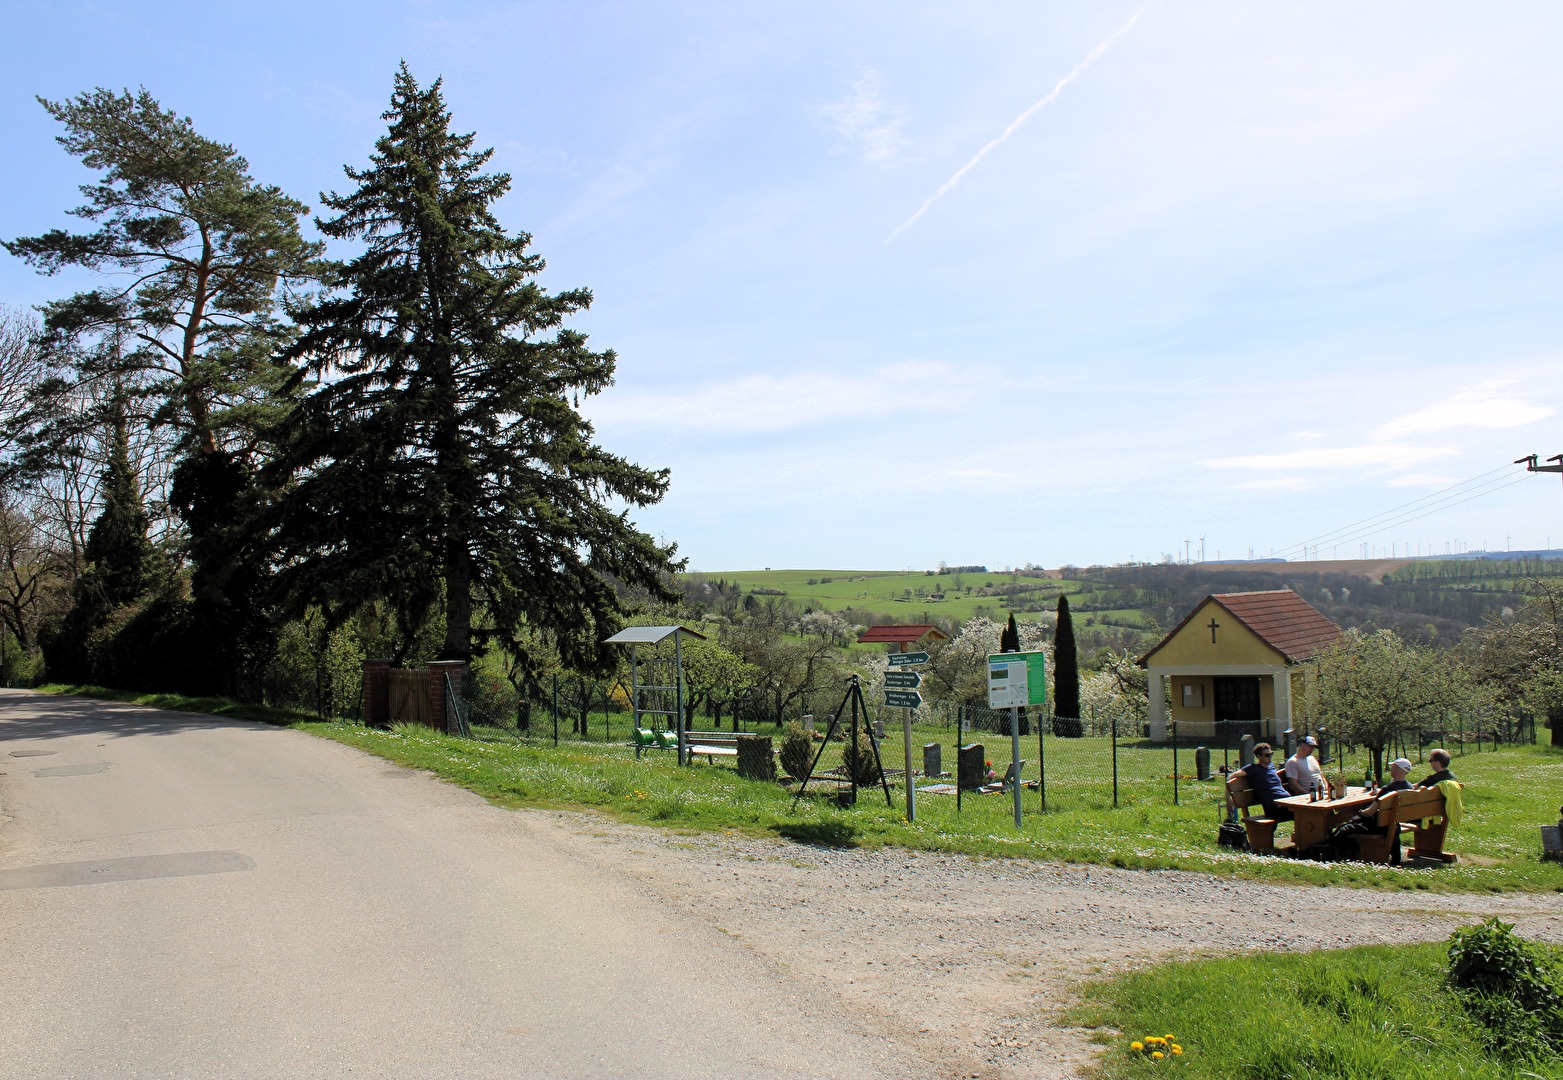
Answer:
[1389, 757, 1413, 772]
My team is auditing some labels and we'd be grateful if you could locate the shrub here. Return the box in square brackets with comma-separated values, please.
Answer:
[840, 728, 882, 786]
[1447, 918, 1563, 1058]
[779, 722, 815, 779]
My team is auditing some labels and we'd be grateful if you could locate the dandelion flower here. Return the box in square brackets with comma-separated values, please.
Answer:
[1164, 1034, 1175, 1041]
[1172, 1045, 1183, 1055]
[1131, 1041, 1144, 1052]
[1152, 1051, 1164, 1060]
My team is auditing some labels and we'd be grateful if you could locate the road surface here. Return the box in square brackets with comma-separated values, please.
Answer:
[0, 690, 930, 1079]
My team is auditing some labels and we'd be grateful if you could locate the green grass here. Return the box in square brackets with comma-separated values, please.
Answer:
[1067, 941, 1563, 1079]
[32, 683, 1563, 893]
[690, 567, 1075, 623]
[34, 683, 316, 727]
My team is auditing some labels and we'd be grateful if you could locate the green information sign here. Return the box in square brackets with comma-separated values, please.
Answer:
[986, 651, 1048, 709]
[883, 689, 923, 709]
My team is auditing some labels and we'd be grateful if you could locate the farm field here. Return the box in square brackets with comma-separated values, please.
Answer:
[684, 567, 1153, 629]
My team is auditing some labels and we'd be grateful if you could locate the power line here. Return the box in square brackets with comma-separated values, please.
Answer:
[1268, 465, 1535, 561]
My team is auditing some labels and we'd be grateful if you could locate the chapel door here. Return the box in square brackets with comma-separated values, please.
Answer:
[1212, 676, 1260, 723]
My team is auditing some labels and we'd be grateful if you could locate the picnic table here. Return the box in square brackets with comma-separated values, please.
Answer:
[1276, 787, 1376, 850]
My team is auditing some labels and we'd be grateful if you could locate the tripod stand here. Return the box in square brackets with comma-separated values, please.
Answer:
[791, 675, 894, 810]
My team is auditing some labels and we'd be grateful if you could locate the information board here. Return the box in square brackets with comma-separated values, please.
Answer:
[987, 651, 1048, 709]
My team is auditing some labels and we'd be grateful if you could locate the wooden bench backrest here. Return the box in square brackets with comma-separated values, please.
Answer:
[1226, 772, 1263, 813]
[1374, 786, 1446, 826]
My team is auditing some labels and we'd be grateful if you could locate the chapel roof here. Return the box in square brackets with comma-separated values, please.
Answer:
[1139, 589, 1341, 666]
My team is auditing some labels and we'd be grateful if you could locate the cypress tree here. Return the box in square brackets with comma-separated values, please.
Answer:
[1054, 594, 1081, 735]
[1000, 613, 1020, 653]
[272, 66, 679, 669]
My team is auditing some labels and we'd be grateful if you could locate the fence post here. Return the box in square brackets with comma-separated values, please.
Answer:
[1112, 717, 1119, 808]
[552, 673, 559, 748]
[1037, 710, 1046, 813]
[1172, 720, 1179, 806]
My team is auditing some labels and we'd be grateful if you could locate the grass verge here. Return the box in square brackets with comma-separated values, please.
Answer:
[34, 683, 316, 727]
[27, 684, 1563, 893]
[1066, 941, 1563, 1079]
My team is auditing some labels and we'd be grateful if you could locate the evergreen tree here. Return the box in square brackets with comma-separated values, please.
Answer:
[48, 407, 156, 681]
[272, 66, 679, 669]
[1000, 613, 1020, 652]
[1053, 594, 1082, 734]
[7, 87, 320, 692]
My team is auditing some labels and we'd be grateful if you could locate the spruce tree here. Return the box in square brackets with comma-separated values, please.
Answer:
[1054, 594, 1081, 732]
[272, 66, 679, 669]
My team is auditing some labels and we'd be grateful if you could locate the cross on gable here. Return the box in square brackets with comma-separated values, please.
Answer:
[1207, 617, 1220, 644]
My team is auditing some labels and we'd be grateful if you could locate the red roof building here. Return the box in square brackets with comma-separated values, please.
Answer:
[856, 624, 949, 647]
[1138, 589, 1341, 743]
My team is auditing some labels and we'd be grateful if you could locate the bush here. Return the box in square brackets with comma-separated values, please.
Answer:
[840, 728, 882, 786]
[779, 722, 815, 779]
[1447, 918, 1563, 1058]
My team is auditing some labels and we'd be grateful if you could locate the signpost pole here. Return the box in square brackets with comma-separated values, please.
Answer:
[1011, 705, 1022, 828]
[904, 704, 915, 822]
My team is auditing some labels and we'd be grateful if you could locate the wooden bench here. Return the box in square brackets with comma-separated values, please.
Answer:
[1350, 786, 1458, 865]
[683, 730, 741, 761]
[1226, 772, 1283, 855]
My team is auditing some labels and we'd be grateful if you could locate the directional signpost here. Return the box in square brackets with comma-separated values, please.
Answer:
[881, 652, 930, 823]
[988, 650, 1048, 828]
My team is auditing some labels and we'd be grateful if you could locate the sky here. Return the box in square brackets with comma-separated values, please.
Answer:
[3, 2, 1563, 572]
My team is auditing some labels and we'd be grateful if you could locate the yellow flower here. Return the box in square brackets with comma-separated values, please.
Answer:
[1152, 1051, 1164, 1060]
[1164, 1034, 1175, 1042]
[1171, 1045, 1184, 1055]
[1131, 1041, 1144, 1052]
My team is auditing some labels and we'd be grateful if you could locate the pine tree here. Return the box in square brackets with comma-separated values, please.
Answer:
[272, 66, 679, 669]
[1000, 613, 1020, 652]
[1054, 594, 1081, 733]
[7, 87, 320, 692]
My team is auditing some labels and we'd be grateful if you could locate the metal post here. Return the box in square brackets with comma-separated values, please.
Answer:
[552, 672, 559, 748]
[675, 631, 687, 766]
[1172, 720, 1179, 806]
[1037, 709, 1046, 813]
[955, 706, 963, 814]
[850, 675, 860, 805]
[1111, 717, 1119, 808]
[1010, 706, 1022, 828]
[630, 645, 640, 731]
[1458, 710, 1464, 756]
[903, 703, 916, 822]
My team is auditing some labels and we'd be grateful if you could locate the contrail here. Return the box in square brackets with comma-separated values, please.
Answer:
[887, 2, 1153, 242]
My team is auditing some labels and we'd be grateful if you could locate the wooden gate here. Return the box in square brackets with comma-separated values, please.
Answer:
[389, 669, 433, 727]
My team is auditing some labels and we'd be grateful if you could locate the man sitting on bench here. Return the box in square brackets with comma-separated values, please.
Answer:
[1319, 757, 1414, 860]
[1237, 743, 1293, 823]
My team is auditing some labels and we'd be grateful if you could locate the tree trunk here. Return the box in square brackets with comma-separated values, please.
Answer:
[442, 540, 471, 661]
[1551, 706, 1563, 748]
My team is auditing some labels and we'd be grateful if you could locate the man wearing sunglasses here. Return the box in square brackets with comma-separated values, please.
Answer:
[1237, 743, 1294, 823]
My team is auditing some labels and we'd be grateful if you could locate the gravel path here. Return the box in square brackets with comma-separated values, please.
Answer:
[523, 810, 1563, 1080]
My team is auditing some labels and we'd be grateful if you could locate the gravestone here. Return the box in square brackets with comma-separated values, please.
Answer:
[1283, 728, 1296, 758]
[802, 713, 814, 733]
[872, 718, 885, 739]
[1195, 745, 1211, 781]
[958, 743, 987, 790]
[1239, 734, 1255, 767]
[922, 743, 943, 778]
[736, 735, 775, 781]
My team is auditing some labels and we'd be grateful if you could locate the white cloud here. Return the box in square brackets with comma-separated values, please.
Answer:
[820, 70, 908, 163]
[1376, 381, 1555, 438]
[1206, 443, 1456, 471]
[1232, 476, 1313, 491]
[585, 362, 968, 434]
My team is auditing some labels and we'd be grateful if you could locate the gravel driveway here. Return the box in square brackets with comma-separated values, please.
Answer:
[524, 809, 1563, 1079]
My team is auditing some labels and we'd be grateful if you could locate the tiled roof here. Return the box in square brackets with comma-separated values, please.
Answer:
[1141, 589, 1341, 665]
[1212, 590, 1340, 662]
[857, 624, 948, 644]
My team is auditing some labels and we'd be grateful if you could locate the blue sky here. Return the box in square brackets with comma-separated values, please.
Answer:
[4, 2, 1563, 571]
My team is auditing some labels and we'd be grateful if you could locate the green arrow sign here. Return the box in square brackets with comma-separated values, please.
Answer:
[886, 652, 929, 667]
[883, 689, 923, 709]
[884, 670, 922, 689]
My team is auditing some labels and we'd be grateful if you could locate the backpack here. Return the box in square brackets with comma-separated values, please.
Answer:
[1218, 821, 1249, 851]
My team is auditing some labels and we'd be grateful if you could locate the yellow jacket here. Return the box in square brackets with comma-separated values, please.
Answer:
[1423, 779, 1463, 830]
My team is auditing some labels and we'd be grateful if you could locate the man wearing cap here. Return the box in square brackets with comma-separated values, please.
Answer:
[1320, 757, 1416, 859]
[1282, 735, 1323, 796]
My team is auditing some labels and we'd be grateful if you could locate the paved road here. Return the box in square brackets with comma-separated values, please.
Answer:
[0, 690, 929, 1079]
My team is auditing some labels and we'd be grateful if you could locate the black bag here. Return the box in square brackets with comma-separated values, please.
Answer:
[1218, 821, 1249, 850]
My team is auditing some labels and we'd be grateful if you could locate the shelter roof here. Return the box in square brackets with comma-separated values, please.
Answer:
[1139, 589, 1340, 666]
[603, 625, 707, 645]
[856, 624, 949, 644]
